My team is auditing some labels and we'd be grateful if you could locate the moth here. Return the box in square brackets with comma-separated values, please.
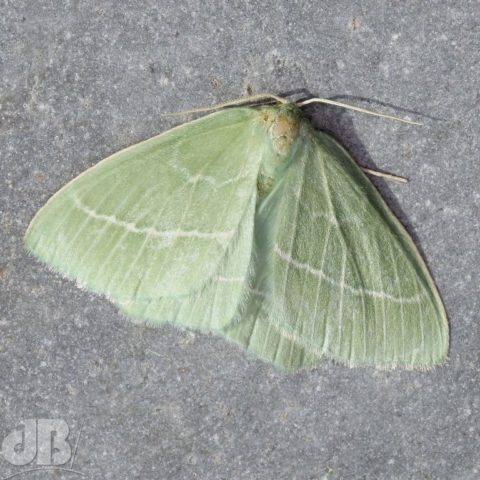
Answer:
[25, 94, 448, 371]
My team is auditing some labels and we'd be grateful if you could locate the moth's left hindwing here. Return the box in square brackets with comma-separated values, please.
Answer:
[221, 158, 322, 371]
[25, 108, 265, 309]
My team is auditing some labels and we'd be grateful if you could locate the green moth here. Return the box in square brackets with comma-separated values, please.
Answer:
[25, 94, 448, 371]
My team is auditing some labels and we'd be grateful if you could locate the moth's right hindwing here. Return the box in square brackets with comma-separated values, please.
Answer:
[117, 192, 256, 331]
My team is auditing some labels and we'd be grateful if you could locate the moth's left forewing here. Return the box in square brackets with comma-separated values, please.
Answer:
[270, 126, 448, 369]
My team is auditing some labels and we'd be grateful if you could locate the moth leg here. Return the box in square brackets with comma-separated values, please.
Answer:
[361, 167, 408, 183]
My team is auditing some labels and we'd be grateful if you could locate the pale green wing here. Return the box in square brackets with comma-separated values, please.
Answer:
[25, 108, 265, 303]
[221, 169, 320, 370]
[268, 130, 448, 369]
[116, 192, 256, 331]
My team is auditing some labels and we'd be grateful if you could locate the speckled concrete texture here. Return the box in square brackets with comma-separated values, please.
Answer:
[1, 1, 479, 479]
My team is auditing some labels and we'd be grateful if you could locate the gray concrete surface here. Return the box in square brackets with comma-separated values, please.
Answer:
[1, 1, 479, 479]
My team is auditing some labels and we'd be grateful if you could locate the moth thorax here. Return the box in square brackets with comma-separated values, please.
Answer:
[256, 106, 301, 197]
[271, 114, 299, 154]
[259, 108, 300, 156]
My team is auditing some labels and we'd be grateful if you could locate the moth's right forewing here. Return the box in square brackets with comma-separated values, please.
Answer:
[25, 108, 265, 303]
